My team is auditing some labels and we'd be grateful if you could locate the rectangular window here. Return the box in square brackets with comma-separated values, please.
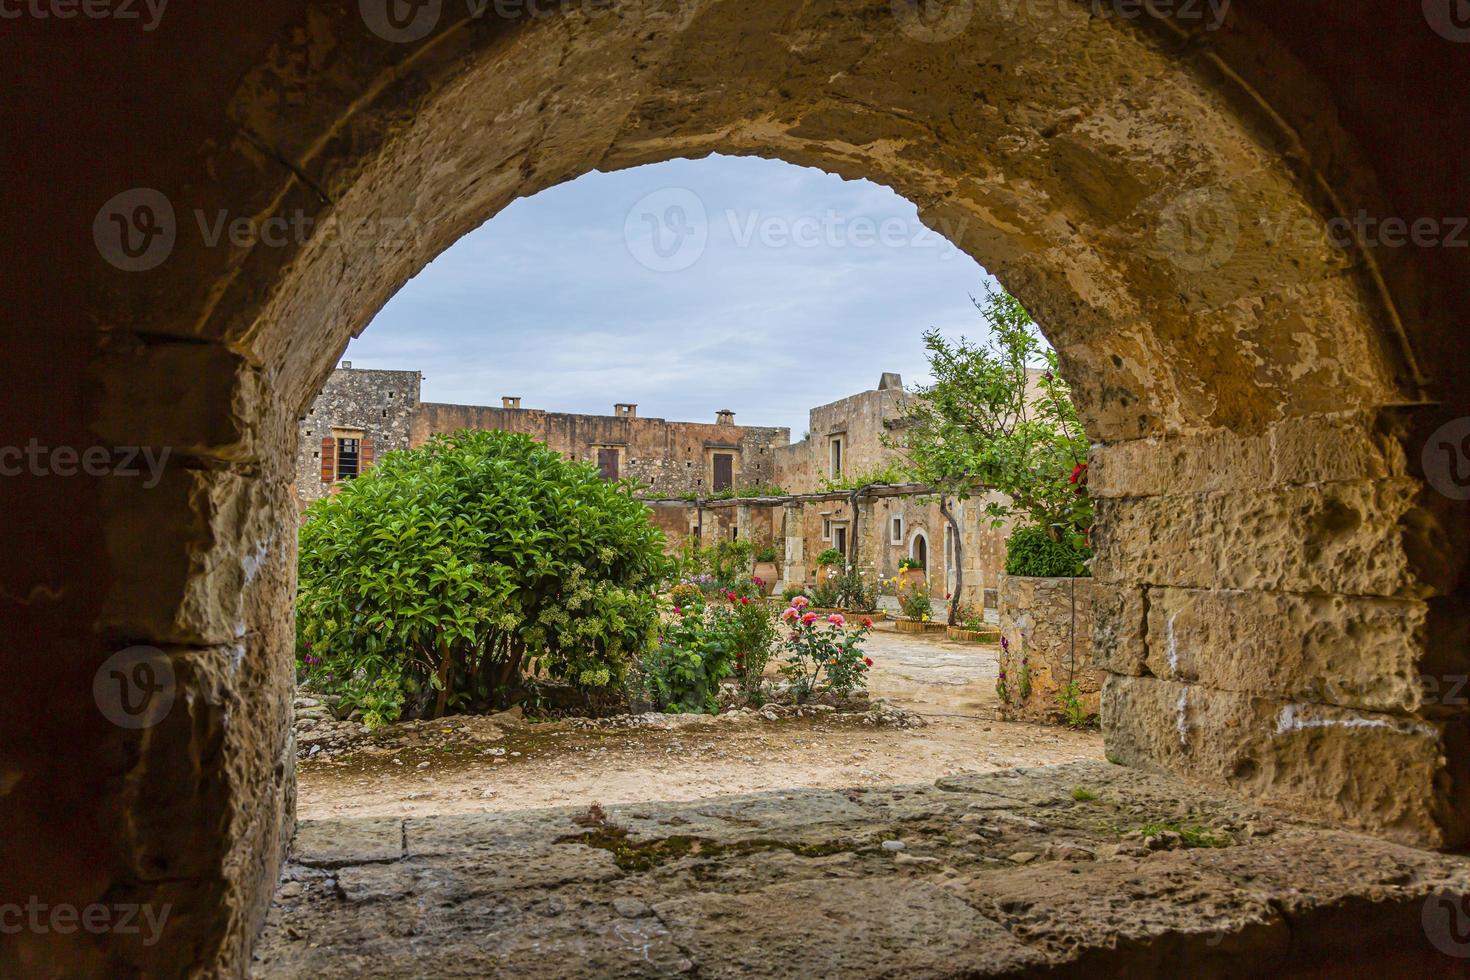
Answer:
[336, 437, 361, 480]
[891, 515, 904, 544]
[829, 437, 844, 478]
[822, 518, 833, 541]
[597, 447, 620, 481]
[833, 525, 848, 557]
[713, 453, 734, 492]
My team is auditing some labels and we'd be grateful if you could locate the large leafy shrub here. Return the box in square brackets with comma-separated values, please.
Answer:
[297, 429, 670, 726]
[1005, 524, 1091, 578]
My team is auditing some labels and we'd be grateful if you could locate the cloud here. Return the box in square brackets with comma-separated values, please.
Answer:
[345, 154, 1000, 434]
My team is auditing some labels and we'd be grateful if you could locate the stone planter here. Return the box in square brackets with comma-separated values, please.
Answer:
[895, 618, 946, 635]
[947, 625, 999, 644]
[752, 561, 779, 593]
[996, 574, 1099, 726]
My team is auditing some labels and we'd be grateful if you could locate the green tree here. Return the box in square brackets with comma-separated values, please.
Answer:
[893, 287, 1092, 621]
[296, 429, 671, 726]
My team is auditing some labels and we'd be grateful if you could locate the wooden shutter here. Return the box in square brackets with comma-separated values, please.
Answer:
[713, 453, 733, 492]
[597, 448, 619, 481]
[360, 436, 375, 472]
[320, 437, 335, 482]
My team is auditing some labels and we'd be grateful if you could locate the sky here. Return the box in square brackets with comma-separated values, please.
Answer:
[345, 154, 1000, 437]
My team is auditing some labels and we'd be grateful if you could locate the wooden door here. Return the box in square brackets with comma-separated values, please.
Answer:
[712, 453, 733, 492]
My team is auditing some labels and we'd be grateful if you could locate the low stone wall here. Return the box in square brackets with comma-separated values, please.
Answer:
[998, 575, 1099, 725]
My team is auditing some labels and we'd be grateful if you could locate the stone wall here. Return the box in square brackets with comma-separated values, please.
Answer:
[998, 576, 1100, 725]
[774, 375, 915, 491]
[413, 402, 787, 497]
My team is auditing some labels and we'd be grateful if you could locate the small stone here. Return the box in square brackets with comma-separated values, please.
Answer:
[1007, 851, 1039, 865]
[416, 761, 430, 770]
[613, 897, 651, 918]
[895, 853, 940, 865]
[278, 881, 303, 899]
[881, 840, 906, 852]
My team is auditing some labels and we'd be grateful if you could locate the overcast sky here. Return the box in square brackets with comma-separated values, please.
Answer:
[345, 154, 1000, 437]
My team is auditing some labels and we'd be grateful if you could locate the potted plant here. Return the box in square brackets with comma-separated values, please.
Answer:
[752, 543, 780, 595]
[898, 556, 926, 588]
[814, 547, 845, 584]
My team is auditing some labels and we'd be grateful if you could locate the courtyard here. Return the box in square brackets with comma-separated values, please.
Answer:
[292, 628, 1103, 822]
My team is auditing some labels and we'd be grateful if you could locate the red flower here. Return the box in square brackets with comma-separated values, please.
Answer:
[862, 617, 874, 628]
[740, 597, 750, 605]
[1070, 463, 1088, 486]
[864, 657, 873, 667]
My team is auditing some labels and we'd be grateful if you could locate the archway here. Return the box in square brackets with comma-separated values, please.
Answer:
[8, 1, 1468, 973]
[910, 529, 929, 574]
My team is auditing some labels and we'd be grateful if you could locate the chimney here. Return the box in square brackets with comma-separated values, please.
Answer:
[878, 372, 902, 390]
[615, 403, 638, 418]
[502, 396, 522, 409]
[340, 361, 352, 370]
[716, 409, 736, 426]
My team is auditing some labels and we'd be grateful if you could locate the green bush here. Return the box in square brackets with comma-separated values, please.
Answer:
[1004, 525, 1092, 578]
[810, 579, 841, 608]
[297, 429, 670, 726]
[643, 606, 738, 713]
[782, 585, 809, 603]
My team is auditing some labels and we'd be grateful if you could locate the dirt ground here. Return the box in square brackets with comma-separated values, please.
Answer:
[295, 625, 1105, 821]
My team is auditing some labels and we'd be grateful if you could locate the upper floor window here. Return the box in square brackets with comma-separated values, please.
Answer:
[336, 437, 361, 480]
[829, 437, 844, 478]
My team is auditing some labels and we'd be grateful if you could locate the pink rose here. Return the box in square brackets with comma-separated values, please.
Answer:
[792, 596, 809, 609]
[781, 608, 799, 621]
[827, 614, 845, 626]
[801, 612, 818, 625]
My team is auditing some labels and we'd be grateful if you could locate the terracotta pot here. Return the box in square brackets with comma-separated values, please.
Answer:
[752, 562, 779, 593]
[902, 567, 927, 587]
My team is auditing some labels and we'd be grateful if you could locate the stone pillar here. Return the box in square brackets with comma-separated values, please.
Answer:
[735, 502, 753, 543]
[782, 502, 806, 588]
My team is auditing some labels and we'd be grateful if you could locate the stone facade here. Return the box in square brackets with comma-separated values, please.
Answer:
[998, 576, 1100, 725]
[294, 363, 422, 505]
[296, 365, 787, 507]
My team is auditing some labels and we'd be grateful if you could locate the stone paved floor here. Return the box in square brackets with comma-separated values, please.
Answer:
[253, 761, 1470, 977]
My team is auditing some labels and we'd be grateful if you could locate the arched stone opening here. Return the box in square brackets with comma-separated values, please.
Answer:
[7, 1, 1469, 974]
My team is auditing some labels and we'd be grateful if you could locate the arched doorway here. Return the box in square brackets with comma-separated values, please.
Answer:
[910, 530, 929, 575]
[9, 1, 1468, 972]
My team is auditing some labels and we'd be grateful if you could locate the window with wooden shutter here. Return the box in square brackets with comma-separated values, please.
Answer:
[320, 437, 335, 482]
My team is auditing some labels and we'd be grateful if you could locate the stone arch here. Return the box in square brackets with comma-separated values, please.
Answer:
[8, 1, 1469, 974]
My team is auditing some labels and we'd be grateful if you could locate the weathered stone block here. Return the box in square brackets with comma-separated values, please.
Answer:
[1090, 412, 1406, 500]
[1092, 479, 1453, 598]
[1102, 674, 1470, 849]
[1142, 587, 1437, 713]
[1092, 582, 1148, 676]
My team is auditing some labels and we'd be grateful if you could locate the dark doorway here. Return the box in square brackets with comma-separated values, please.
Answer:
[597, 448, 620, 481]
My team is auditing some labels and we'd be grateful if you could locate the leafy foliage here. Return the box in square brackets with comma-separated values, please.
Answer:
[893, 285, 1092, 551]
[1005, 524, 1091, 578]
[817, 461, 910, 492]
[296, 429, 670, 726]
[642, 605, 737, 714]
[814, 547, 846, 567]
